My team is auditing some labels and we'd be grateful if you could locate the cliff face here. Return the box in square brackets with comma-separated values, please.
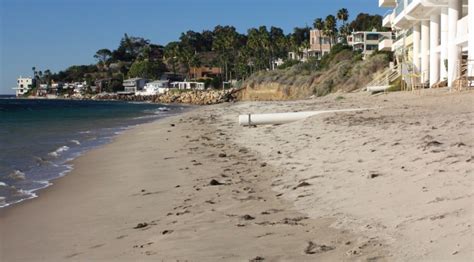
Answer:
[239, 51, 391, 101]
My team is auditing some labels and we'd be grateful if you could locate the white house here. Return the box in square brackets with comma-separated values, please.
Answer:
[12, 77, 34, 96]
[170, 81, 205, 90]
[123, 78, 148, 93]
[137, 80, 170, 95]
[380, 0, 473, 88]
[347, 29, 393, 56]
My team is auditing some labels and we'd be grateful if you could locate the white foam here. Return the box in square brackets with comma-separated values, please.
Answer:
[48, 146, 70, 157]
[70, 140, 81, 145]
[0, 181, 7, 187]
[8, 170, 26, 180]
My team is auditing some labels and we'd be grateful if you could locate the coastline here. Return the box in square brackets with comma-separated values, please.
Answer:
[1, 89, 472, 261]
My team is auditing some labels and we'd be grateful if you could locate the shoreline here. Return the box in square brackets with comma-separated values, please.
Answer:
[1, 89, 472, 261]
[0, 101, 189, 209]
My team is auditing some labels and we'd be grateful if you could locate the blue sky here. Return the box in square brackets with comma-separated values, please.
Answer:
[0, 0, 384, 94]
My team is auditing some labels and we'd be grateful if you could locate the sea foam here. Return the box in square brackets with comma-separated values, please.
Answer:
[48, 146, 70, 157]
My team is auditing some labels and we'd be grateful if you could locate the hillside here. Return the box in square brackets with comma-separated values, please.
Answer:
[239, 45, 391, 100]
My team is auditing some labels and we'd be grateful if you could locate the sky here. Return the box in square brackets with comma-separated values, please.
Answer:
[0, 0, 384, 94]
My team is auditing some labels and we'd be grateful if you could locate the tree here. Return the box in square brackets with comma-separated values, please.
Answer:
[127, 60, 166, 79]
[94, 49, 112, 64]
[269, 26, 288, 68]
[337, 8, 349, 28]
[324, 15, 337, 49]
[349, 13, 386, 32]
[313, 18, 325, 57]
[164, 42, 180, 74]
[212, 25, 240, 81]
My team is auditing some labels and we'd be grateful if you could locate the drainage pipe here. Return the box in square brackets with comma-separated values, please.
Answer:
[238, 108, 372, 126]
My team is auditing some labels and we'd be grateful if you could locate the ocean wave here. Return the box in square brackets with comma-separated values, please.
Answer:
[70, 140, 81, 145]
[79, 130, 91, 134]
[48, 146, 70, 157]
[8, 170, 26, 180]
[0, 181, 7, 187]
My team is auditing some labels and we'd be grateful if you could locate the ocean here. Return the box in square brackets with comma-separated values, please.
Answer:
[0, 96, 187, 208]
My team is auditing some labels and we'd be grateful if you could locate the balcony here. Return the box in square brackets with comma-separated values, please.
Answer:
[382, 12, 394, 27]
[379, 38, 394, 51]
[379, 0, 397, 7]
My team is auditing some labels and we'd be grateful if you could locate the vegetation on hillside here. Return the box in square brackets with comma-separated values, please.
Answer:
[240, 45, 392, 100]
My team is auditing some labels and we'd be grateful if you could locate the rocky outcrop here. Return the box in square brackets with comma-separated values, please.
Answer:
[91, 89, 241, 105]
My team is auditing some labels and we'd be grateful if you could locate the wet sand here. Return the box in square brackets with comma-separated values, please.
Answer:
[1, 88, 472, 261]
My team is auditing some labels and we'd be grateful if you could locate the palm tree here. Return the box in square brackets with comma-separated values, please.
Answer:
[31, 66, 37, 88]
[313, 18, 325, 59]
[337, 8, 350, 42]
[324, 15, 337, 49]
[337, 8, 349, 28]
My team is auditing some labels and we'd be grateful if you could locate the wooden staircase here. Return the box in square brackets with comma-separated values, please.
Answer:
[453, 53, 474, 90]
[365, 64, 401, 92]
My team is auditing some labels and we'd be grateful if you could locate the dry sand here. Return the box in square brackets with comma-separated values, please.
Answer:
[0, 88, 473, 261]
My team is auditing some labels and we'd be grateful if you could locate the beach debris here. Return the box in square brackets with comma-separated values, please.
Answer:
[162, 230, 173, 235]
[452, 142, 466, 147]
[260, 162, 267, 167]
[133, 222, 148, 229]
[293, 182, 311, 190]
[250, 256, 265, 261]
[304, 241, 335, 254]
[367, 172, 381, 179]
[218, 153, 227, 158]
[209, 179, 224, 186]
[241, 214, 255, 220]
[277, 151, 282, 154]
[170, 124, 175, 127]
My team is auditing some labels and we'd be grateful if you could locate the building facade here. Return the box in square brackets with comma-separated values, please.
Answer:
[381, 0, 473, 87]
[288, 30, 333, 62]
[347, 30, 393, 55]
[123, 78, 148, 93]
[13, 77, 34, 96]
[189, 66, 222, 79]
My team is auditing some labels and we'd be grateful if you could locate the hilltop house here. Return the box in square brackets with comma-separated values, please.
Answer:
[123, 78, 148, 93]
[189, 66, 222, 79]
[347, 29, 393, 56]
[13, 77, 34, 96]
[380, 0, 473, 88]
[288, 30, 333, 62]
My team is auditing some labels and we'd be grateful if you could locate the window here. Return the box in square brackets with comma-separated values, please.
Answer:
[366, 34, 380, 41]
[366, 45, 378, 51]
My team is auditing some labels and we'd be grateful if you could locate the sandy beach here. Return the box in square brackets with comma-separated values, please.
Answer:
[1, 89, 473, 261]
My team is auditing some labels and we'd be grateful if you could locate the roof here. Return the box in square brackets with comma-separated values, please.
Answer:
[123, 77, 146, 81]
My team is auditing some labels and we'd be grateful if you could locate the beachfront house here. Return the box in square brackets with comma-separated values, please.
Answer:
[170, 81, 205, 90]
[347, 29, 393, 56]
[12, 77, 34, 96]
[380, 0, 473, 88]
[137, 80, 170, 95]
[123, 78, 148, 93]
